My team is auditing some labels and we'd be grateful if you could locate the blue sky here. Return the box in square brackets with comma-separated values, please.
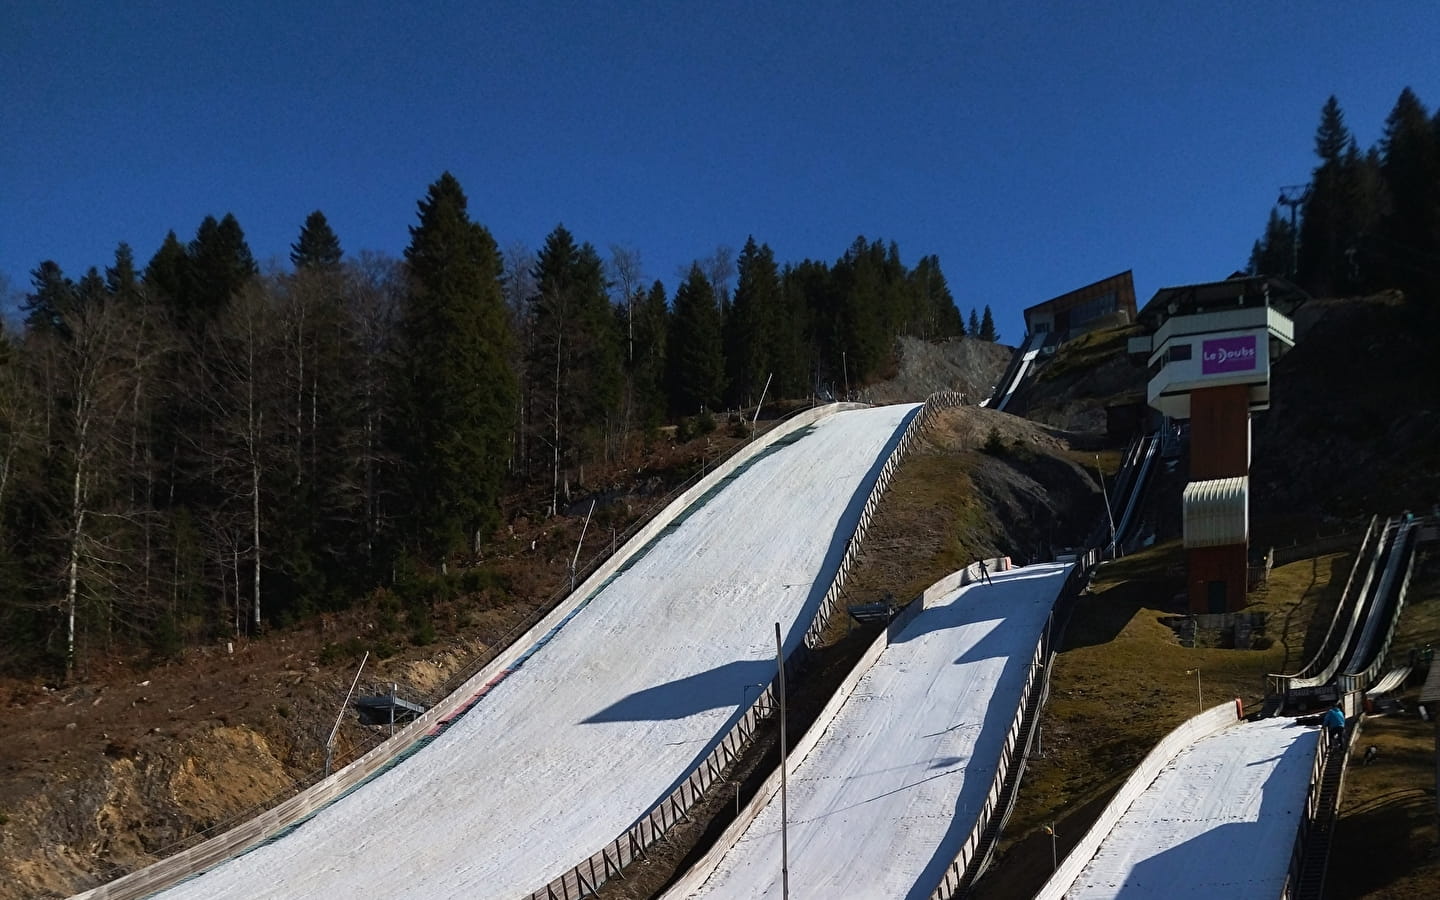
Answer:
[3, 1, 1437, 341]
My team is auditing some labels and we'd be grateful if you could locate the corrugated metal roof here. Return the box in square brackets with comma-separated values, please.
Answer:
[1183, 476, 1248, 548]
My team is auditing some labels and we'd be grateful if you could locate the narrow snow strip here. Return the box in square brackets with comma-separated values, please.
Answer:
[996, 331, 1044, 412]
[671, 562, 1071, 900]
[148, 403, 919, 900]
[1065, 718, 1319, 899]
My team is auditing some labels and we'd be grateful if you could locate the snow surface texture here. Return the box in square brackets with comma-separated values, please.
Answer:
[152, 403, 919, 900]
[672, 562, 1072, 900]
[1065, 717, 1319, 899]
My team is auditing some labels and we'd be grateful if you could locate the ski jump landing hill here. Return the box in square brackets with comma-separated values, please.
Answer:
[666, 562, 1073, 900]
[1037, 710, 1319, 900]
[75, 399, 972, 900]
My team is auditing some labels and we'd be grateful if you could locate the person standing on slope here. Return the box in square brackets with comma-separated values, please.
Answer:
[977, 558, 992, 585]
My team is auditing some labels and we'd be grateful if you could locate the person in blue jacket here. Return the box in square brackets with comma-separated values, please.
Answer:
[1323, 704, 1346, 746]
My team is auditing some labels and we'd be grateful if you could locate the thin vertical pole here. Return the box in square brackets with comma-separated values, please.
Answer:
[775, 622, 789, 900]
[752, 373, 773, 439]
[569, 499, 596, 592]
[326, 651, 369, 777]
[1096, 454, 1116, 554]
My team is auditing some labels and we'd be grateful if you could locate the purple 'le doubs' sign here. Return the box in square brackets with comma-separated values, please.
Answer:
[1201, 334, 1258, 375]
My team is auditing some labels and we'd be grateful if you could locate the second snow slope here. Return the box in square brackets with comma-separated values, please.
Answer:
[154, 403, 919, 900]
[1065, 717, 1319, 899]
[671, 562, 1072, 900]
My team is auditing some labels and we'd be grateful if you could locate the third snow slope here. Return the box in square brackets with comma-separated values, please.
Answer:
[672, 561, 1072, 900]
[1066, 716, 1319, 899]
[153, 403, 919, 900]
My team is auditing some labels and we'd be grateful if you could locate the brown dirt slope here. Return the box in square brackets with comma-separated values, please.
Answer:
[842, 405, 1105, 604]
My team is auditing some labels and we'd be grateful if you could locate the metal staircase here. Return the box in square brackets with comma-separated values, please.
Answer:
[1292, 735, 1348, 900]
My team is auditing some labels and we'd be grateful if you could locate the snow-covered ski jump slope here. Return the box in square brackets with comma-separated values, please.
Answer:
[1042, 716, 1318, 899]
[668, 562, 1072, 900]
[147, 403, 919, 900]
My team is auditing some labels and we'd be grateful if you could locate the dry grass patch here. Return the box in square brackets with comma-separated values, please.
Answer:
[1329, 707, 1440, 899]
[1037, 324, 1141, 385]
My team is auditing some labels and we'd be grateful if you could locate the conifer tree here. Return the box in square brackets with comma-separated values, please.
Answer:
[725, 236, 780, 407]
[1314, 96, 1350, 164]
[910, 255, 962, 338]
[784, 260, 836, 395]
[1378, 87, 1440, 297]
[979, 305, 999, 342]
[291, 210, 344, 271]
[770, 269, 813, 399]
[184, 213, 257, 325]
[1248, 207, 1297, 277]
[397, 173, 516, 558]
[1299, 97, 1371, 295]
[968, 307, 981, 336]
[21, 261, 76, 338]
[527, 225, 622, 514]
[833, 237, 889, 385]
[667, 264, 724, 415]
[106, 243, 143, 304]
[632, 280, 669, 427]
[144, 231, 189, 309]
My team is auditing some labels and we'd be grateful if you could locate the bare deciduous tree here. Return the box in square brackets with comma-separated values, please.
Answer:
[196, 281, 278, 634]
[37, 291, 153, 673]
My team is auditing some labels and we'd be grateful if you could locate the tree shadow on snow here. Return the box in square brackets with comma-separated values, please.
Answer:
[575, 405, 921, 796]
[901, 630, 1043, 900]
[578, 658, 777, 723]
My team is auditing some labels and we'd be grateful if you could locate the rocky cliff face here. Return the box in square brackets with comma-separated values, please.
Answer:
[1, 722, 290, 900]
[859, 335, 1013, 405]
[0, 636, 484, 899]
